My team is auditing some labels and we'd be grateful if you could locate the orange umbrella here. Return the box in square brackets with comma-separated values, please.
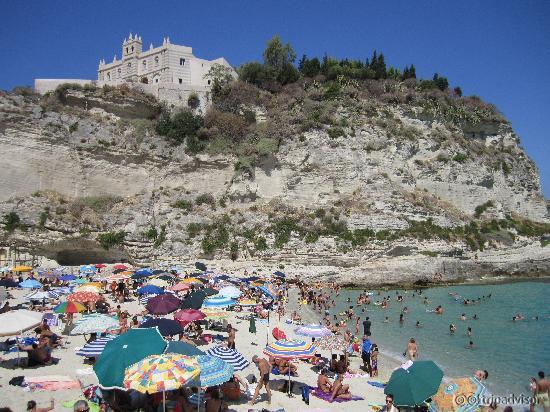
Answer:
[12, 265, 33, 272]
[181, 278, 202, 284]
[68, 291, 103, 303]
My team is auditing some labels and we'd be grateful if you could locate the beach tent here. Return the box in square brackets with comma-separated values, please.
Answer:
[0, 309, 44, 336]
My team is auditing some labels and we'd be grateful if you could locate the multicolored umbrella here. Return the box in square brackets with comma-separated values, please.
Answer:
[202, 295, 236, 308]
[54, 301, 86, 314]
[76, 336, 115, 357]
[195, 355, 234, 387]
[71, 314, 119, 335]
[123, 354, 199, 393]
[94, 328, 167, 389]
[146, 294, 181, 315]
[294, 324, 333, 338]
[174, 309, 205, 324]
[316, 335, 348, 352]
[429, 377, 487, 412]
[68, 291, 102, 303]
[385, 360, 444, 407]
[19, 279, 42, 289]
[264, 339, 317, 359]
[258, 283, 278, 299]
[206, 346, 250, 371]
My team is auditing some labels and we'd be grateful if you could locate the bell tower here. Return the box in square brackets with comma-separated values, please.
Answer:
[122, 33, 142, 58]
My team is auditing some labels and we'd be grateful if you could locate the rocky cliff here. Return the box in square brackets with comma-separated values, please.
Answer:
[0, 82, 548, 285]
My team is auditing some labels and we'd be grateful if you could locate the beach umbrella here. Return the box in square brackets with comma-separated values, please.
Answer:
[258, 283, 278, 299]
[139, 294, 158, 305]
[25, 290, 60, 301]
[195, 262, 207, 272]
[294, 324, 333, 338]
[170, 282, 191, 292]
[54, 301, 86, 314]
[244, 276, 260, 282]
[181, 291, 206, 309]
[75, 285, 102, 293]
[0, 309, 44, 336]
[68, 291, 102, 303]
[201, 287, 218, 296]
[72, 278, 88, 284]
[429, 377, 487, 412]
[264, 339, 317, 359]
[123, 354, 200, 403]
[113, 264, 128, 270]
[13, 265, 33, 272]
[195, 355, 234, 387]
[146, 294, 181, 315]
[273, 271, 286, 278]
[52, 286, 73, 295]
[201, 308, 229, 320]
[147, 278, 170, 288]
[165, 341, 205, 356]
[174, 309, 205, 324]
[385, 360, 444, 407]
[0, 279, 19, 288]
[140, 318, 185, 336]
[182, 277, 203, 284]
[76, 336, 116, 358]
[71, 314, 119, 335]
[105, 273, 130, 282]
[80, 265, 97, 274]
[206, 346, 250, 371]
[316, 335, 348, 352]
[94, 328, 167, 389]
[95, 264, 107, 269]
[202, 295, 236, 308]
[137, 285, 164, 295]
[238, 298, 258, 307]
[135, 268, 154, 277]
[59, 274, 77, 281]
[157, 274, 175, 282]
[249, 314, 257, 334]
[19, 279, 42, 289]
[0, 266, 11, 273]
[218, 286, 242, 299]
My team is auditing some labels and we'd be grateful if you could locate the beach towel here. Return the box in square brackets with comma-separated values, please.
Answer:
[344, 372, 371, 378]
[309, 387, 364, 403]
[367, 381, 386, 388]
[24, 375, 81, 391]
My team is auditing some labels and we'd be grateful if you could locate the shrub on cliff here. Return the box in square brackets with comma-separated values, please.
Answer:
[97, 231, 125, 249]
[2, 212, 21, 233]
[155, 108, 203, 146]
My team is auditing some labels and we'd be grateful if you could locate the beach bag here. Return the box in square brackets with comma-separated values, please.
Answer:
[301, 385, 310, 404]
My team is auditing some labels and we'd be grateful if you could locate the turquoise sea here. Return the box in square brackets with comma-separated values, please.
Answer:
[330, 280, 550, 398]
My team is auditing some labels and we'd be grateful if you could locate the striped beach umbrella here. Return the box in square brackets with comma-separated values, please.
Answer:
[294, 324, 333, 338]
[202, 295, 236, 308]
[206, 346, 250, 371]
[71, 314, 119, 335]
[238, 298, 258, 307]
[76, 336, 115, 357]
[139, 294, 158, 305]
[263, 339, 317, 359]
[195, 355, 234, 387]
[54, 301, 86, 314]
[123, 354, 199, 393]
[25, 290, 60, 301]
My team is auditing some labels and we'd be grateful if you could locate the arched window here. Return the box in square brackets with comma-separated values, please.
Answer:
[131, 46, 134, 52]
[107, 72, 111, 81]
[126, 47, 128, 53]
[143, 60, 147, 70]
[155, 56, 159, 66]
[118, 68, 121, 78]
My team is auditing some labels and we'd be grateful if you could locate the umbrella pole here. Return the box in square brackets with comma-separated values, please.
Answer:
[163, 390, 166, 412]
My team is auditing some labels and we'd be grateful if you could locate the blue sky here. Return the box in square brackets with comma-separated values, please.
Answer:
[1, 1, 549, 197]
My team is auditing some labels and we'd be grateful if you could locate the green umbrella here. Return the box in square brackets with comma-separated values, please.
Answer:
[165, 341, 205, 356]
[93, 328, 167, 389]
[384, 361, 443, 406]
[249, 314, 257, 334]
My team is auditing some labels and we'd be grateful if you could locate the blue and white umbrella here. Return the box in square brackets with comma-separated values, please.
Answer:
[79, 265, 97, 274]
[134, 268, 154, 277]
[52, 286, 73, 295]
[195, 355, 234, 387]
[76, 336, 115, 358]
[206, 346, 250, 371]
[218, 286, 242, 299]
[19, 279, 42, 289]
[71, 314, 119, 335]
[294, 324, 333, 338]
[202, 295, 236, 308]
[25, 290, 60, 301]
[139, 294, 159, 305]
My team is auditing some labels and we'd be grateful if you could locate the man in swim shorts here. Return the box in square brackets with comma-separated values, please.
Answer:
[250, 355, 272, 405]
[537, 371, 550, 411]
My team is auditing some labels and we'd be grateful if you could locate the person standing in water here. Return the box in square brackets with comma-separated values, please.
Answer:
[406, 338, 418, 360]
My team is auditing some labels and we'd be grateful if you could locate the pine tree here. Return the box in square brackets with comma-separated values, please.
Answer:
[298, 54, 308, 73]
[409, 64, 416, 78]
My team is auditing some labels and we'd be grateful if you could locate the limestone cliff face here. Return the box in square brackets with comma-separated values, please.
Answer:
[0, 89, 548, 284]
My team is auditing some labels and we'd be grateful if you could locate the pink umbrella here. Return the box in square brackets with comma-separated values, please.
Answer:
[113, 264, 128, 270]
[173, 309, 206, 325]
[170, 283, 191, 292]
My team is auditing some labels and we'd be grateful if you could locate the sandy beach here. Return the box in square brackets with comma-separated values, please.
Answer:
[0, 279, 400, 412]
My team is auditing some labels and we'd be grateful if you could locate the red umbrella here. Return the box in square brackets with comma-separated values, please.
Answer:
[146, 294, 181, 315]
[113, 264, 128, 270]
[95, 264, 107, 268]
[174, 309, 206, 325]
[68, 291, 103, 303]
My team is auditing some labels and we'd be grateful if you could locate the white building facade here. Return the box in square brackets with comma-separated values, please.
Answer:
[35, 34, 234, 110]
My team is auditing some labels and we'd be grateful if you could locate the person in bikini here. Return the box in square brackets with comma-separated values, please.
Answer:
[329, 374, 352, 402]
[317, 368, 333, 393]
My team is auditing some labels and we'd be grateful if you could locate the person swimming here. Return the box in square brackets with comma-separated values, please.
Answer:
[472, 314, 478, 320]
[416, 321, 421, 328]
[460, 313, 467, 321]
[449, 324, 456, 334]
[467, 327, 472, 337]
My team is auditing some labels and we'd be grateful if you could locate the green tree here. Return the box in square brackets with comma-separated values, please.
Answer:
[262, 35, 297, 84]
[302, 57, 321, 77]
[238, 62, 267, 87]
[204, 63, 234, 99]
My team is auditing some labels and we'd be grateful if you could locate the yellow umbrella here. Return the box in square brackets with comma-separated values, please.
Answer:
[181, 278, 202, 284]
[13, 265, 33, 272]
